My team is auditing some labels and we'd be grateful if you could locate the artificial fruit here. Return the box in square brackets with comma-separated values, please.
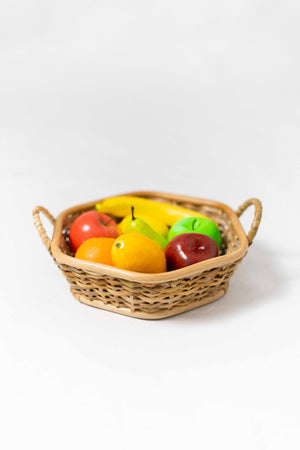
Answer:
[168, 217, 222, 248]
[123, 207, 167, 250]
[165, 233, 219, 271]
[69, 211, 118, 252]
[112, 233, 167, 273]
[96, 196, 213, 226]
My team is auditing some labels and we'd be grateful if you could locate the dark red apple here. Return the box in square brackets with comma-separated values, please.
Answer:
[165, 233, 219, 271]
[69, 211, 119, 252]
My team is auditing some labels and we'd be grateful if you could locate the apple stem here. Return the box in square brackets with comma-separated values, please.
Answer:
[131, 206, 135, 221]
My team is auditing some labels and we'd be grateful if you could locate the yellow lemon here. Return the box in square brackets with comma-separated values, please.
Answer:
[111, 233, 167, 273]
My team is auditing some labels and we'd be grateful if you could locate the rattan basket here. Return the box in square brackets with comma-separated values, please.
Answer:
[33, 191, 262, 319]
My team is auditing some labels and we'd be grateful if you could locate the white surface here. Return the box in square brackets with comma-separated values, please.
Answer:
[1, 1, 300, 449]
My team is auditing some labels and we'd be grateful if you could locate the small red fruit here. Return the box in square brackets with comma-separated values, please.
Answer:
[69, 211, 118, 253]
[165, 233, 219, 271]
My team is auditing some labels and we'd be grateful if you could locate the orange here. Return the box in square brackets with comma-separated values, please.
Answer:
[111, 233, 167, 273]
[75, 237, 115, 266]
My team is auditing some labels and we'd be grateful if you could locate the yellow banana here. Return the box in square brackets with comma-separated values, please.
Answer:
[95, 196, 213, 227]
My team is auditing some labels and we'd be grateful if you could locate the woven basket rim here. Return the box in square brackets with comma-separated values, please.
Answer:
[50, 190, 249, 284]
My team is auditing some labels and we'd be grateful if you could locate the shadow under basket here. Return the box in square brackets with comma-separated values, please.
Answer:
[33, 191, 262, 319]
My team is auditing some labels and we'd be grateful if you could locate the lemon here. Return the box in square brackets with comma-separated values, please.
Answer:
[111, 233, 167, 273]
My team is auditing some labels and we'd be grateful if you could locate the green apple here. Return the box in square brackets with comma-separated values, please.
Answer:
[167, 217, 222, 249]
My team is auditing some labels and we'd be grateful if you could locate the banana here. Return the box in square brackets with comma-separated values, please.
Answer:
[95, 196, 213, 227]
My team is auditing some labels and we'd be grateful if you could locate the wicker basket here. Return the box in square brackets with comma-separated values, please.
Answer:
[33, 191, 262, 319]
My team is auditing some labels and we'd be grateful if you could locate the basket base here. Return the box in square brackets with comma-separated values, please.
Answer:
[71, 289, 227, 320]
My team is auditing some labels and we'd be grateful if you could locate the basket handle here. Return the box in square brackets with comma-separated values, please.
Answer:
[32, 206, 55, 254]
[235, 198, 262, 246]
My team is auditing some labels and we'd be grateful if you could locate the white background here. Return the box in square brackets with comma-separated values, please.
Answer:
[1, 1, 300, 449]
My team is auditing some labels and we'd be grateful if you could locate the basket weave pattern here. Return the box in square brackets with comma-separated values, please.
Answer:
[55, 260, 242, 314]
[33, 192, 262, 319]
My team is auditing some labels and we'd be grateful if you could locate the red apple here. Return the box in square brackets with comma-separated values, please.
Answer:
[165, 233, 219, 271]
[69, 211, 119, 253]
